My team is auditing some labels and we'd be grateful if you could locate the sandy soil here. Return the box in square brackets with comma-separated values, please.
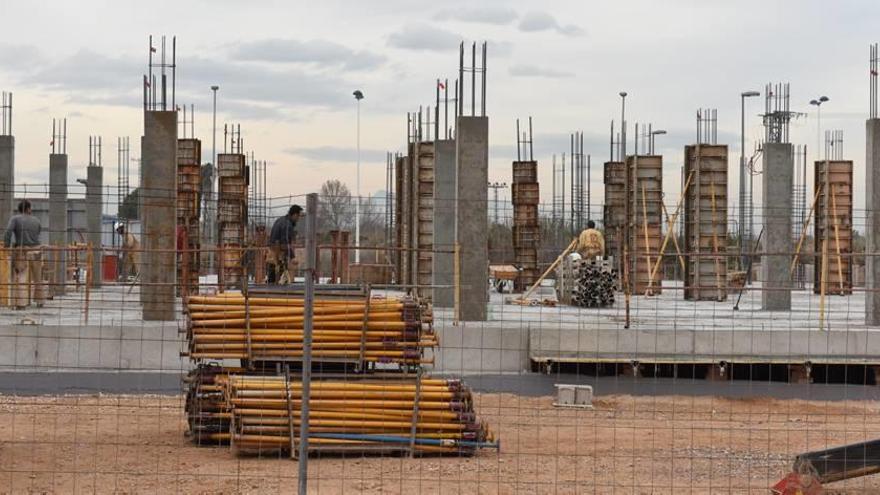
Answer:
[1, 392, 879, 494]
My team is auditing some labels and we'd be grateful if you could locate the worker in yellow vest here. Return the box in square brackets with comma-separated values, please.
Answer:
[577, 220, 605, 260]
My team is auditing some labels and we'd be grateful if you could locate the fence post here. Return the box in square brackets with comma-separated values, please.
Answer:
[298, 192, 317, 494]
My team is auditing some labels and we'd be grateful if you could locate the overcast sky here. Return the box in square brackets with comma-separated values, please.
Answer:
[1, 0, 877, 215]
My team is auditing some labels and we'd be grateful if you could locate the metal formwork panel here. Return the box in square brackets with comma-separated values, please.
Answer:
[814, 160, 853, 295]
[511, 161, 539, 291]
[603, 161, 625, 268]
[177, 139, 202, 294]
[625, 155, 663, 295]
[414, 141, 435, 295]
[217, 153, 247, 288]
[683, 145, 728, 301]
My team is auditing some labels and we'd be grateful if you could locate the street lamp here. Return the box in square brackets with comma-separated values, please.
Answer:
[649, 129, 666, 154]
[211, 86, 219, 167]
[619, 92, 628, 160]
[739, 90, 760, 269]
[353, 90, 364, 264]
[810, 96, 829, 159]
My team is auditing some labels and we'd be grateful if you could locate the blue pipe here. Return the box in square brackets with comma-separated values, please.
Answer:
[309, 433, 499, 449]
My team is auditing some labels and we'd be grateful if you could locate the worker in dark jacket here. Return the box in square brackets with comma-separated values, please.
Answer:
[267, 205, 303, 283]
[3, 200, 45, 309]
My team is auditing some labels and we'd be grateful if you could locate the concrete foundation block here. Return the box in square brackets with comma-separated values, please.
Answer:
[455, 117, 489, 321]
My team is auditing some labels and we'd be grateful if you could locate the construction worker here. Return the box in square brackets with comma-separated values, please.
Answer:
[3, 200, 45, 309]
[577, 220, 605, 260]
[267, 205, 303, 284]
[116, 223, 140, 281]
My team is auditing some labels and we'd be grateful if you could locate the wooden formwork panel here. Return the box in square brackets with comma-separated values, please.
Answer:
[512, 182, 540, 205]
[414, 142, 435, 293]
[513, 225, 540, 249]
[603, 161, 626, 262]
[683, 145, 728, 301]
[177, 139, 201, 166]
[631, 224, 663, 295]
[217, 154, 246, 177]
[814, 160, 853, 295]
[625, 156, 663, 295]
[513, 204, 538, 226]
[512, 161, 538, 184]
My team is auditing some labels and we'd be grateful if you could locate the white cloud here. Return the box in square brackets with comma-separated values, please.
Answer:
[387, 25, 460, 52]
[518, 11, 584, 37]
[434, 7, 518, 25]
[229, 39, 386, 71]
[509, 64, 574, 79]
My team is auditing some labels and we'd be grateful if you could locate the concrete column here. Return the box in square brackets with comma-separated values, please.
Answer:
[49, 154, 68, 296]
[0, 136, 14, 238]
[866, 119, 880, 324]
[86, 165, 103, 288]
[760, 142, 793, 310]
[455, 117, 489, 321]
[142, 111, 177, 321]
[432, 140, 456, 307]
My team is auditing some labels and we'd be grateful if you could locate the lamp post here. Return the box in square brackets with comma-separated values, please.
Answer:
[619, 92, 628, 160]
[210, 85, 219, 271]
[739, 90, 760, 269]
[353, 90, 364, 264]
[211, 86, 219, 168]
[649, 129, 666, 155]
[810, 96, 829, 159]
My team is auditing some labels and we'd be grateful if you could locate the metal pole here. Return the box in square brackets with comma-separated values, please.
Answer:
[355, 97, 361, 264]
[298, 192, 318, 494]
[740, 94, 746, 269]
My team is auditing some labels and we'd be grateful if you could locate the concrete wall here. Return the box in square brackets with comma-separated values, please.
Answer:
[0, 324, 188, 372]
[761, 143, 793, 310]
[430, 320, 530, 373]
[432, 139, 456, 307]
[141, 111, 177, 320]
[529, 326, 880, 365]
[455, 116, 489, 320]
[0, 135, 13, 240]
[86, 165, 103, 287]
[49, 154, 67, 296]
[867, 119, 880, 324]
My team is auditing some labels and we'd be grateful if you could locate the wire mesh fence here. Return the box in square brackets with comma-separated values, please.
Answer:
[0, 184, 879, 494]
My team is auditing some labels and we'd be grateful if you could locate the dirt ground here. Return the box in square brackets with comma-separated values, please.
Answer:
[1, 392, 880, 494]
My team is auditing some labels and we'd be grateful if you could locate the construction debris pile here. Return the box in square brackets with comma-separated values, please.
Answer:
[183, 288, 498, 457]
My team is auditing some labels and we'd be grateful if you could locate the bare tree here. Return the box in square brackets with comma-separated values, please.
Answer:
[318, 179, 353, 232]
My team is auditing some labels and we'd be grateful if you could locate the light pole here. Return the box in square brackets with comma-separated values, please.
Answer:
[210, 85, 219, 271]
[353, 90, 364, 264]
[649, 129, 666, 154]
[739, 90, 760, 269]
[211, 85, 219, 167]
[619, 92, 627, 159]
[810, 96, 829, 159]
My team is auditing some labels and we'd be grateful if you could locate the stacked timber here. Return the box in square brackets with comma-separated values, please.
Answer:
[185, 293, 435, 366]
[177, 138, 202, 296]
[217, 153, 247, 289]
[224, 374, 497, 455]
[512, 161, 540, 290]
